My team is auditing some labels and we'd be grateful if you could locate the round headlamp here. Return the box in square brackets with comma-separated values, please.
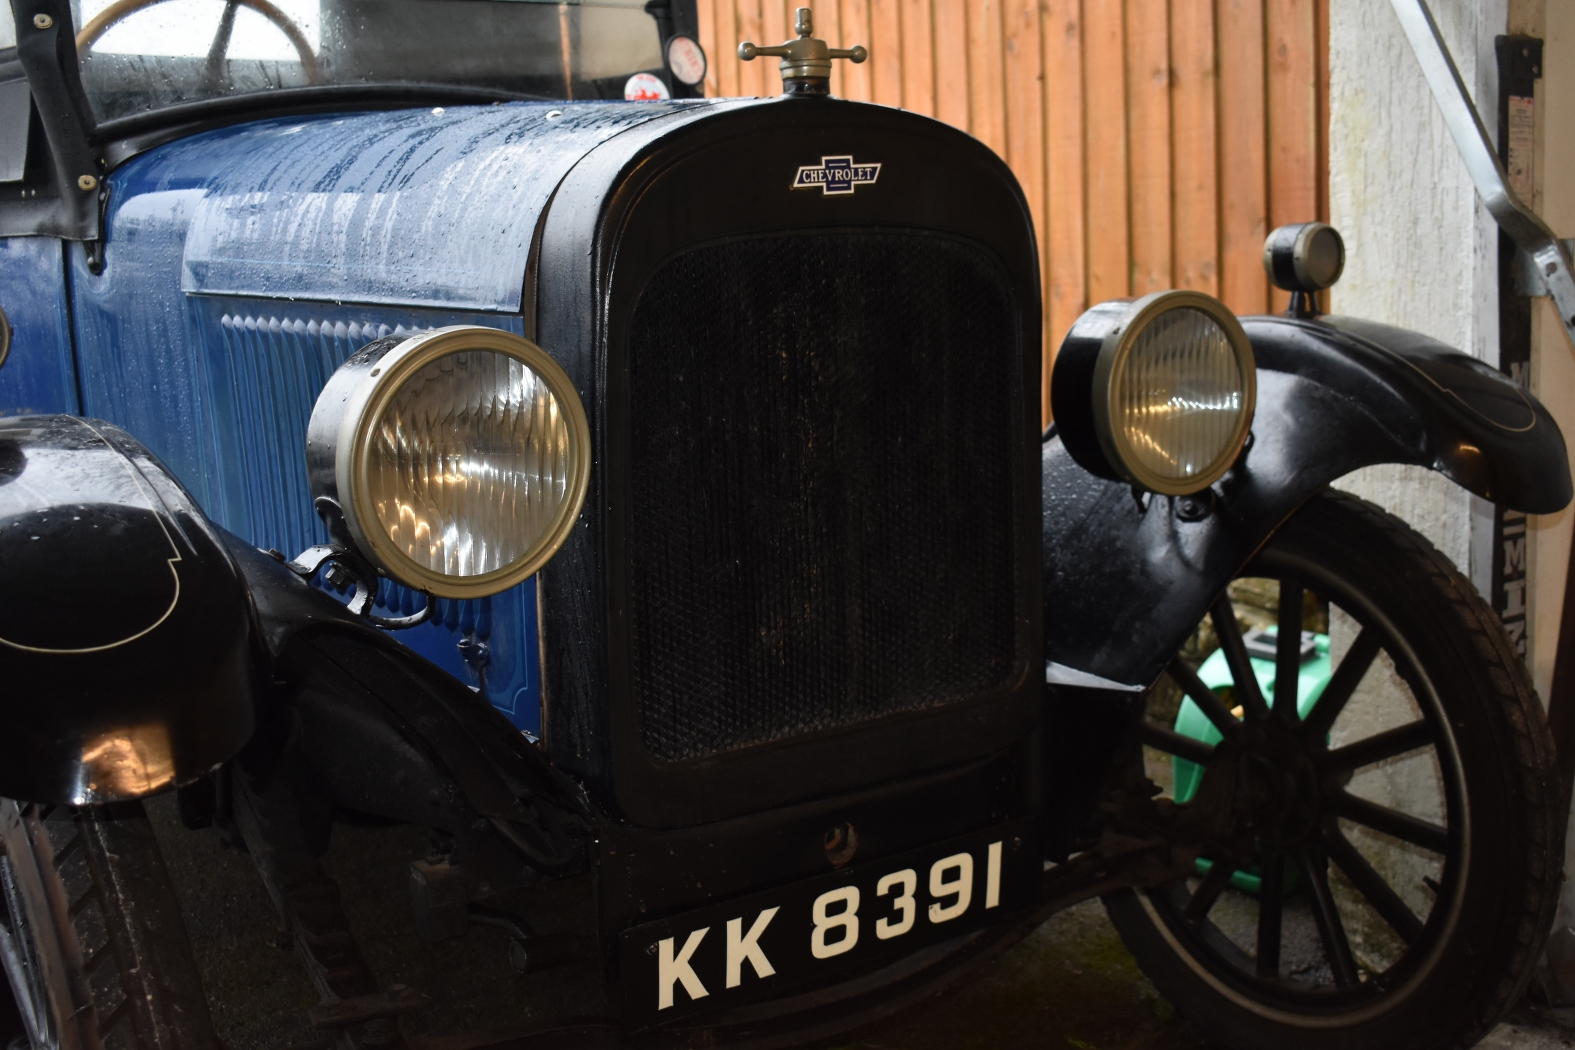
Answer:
[1051, 290, 1256, 495]
[306, 326, 591, 598]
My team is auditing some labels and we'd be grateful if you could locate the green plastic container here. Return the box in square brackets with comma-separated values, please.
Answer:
[1171, 629, 1332, 894]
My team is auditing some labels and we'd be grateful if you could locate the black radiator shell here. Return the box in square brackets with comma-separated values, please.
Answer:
[534, 96, 1043, 828]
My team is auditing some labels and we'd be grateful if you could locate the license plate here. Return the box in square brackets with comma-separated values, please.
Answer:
[619, 820, 1038, 1024]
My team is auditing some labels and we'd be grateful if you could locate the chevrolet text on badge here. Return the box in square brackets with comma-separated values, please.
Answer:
[793, 155, 881, 195]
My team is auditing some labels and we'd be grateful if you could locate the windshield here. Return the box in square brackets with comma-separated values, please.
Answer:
[70, 0, 666, 124]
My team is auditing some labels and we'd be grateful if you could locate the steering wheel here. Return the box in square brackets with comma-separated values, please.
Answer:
[76, 0, 324, 85]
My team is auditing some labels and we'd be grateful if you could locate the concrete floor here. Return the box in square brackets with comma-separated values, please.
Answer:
[844, 900, 1575, 1050]
[845, 900, 1206, 1050]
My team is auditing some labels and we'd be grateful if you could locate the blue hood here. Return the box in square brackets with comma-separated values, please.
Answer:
[121, 100, 715, 310]
[51, 99, 733, 735]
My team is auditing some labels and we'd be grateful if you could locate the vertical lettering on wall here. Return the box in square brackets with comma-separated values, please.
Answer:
[1502, 514, 1528, 654]
[1492, 35, 1542, 660]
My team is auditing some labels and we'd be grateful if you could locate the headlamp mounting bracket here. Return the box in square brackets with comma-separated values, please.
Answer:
[280, 539, 433, 632]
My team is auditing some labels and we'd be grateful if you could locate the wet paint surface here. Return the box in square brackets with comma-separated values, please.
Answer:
[175, 101, 708, 309]
[0, 237, 78, 417]
[50, 101, 723, 732]
[68, 99, 715, 504]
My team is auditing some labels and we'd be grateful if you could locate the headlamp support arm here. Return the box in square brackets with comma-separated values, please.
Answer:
[282, 501, 433, 631]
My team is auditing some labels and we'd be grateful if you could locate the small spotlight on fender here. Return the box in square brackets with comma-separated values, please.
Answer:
[1264, 222, 1345, 293]
[1051, 290, 1256, 496]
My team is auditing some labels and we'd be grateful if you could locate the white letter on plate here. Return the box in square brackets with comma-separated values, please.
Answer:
[658, 927, 709, 1009]
[811, 886, 861, 958]
[928, 852, 973, 923]
[726, 907, 779, 988]
[986, 841, 1002, 909]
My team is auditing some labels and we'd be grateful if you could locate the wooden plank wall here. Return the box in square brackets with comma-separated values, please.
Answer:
[695, 0, 1330, 422]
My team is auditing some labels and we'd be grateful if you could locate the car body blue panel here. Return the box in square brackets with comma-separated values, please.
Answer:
[70, 190, 216, 507]
[189, 297, 541, 733]
[0, 237, 78, 417]
[53, 100, 710, 734]
[72, 241, 547, 729]
[181, 295, 527, 549]
[176, 101, 702, 310]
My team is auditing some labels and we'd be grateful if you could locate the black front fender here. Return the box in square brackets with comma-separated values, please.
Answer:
[1043, 314, 1571, 689]
[0, 416, 258, 804]
[222, 538, 592, 854]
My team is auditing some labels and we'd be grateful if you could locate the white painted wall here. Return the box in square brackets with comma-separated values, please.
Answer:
[1330, 0, 1575, 975]
[1328, 0, 1505, 588]
[1330, 0, 1574, 687]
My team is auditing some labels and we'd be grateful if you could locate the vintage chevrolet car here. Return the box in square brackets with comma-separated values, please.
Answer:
[2, 2, 1573, 1049]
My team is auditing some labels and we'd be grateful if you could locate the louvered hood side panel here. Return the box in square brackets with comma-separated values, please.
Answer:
[182, 294, 542, 732]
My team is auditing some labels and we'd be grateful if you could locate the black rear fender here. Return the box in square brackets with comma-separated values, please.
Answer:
[1043, 314, 1571, 691]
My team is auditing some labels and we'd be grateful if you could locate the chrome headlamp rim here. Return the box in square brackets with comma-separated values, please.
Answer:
[1088, 289, 1256, 496]
[334, 325, 591, 600]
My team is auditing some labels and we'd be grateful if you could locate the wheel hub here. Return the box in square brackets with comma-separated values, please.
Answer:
[1228, 721, 1322, 847]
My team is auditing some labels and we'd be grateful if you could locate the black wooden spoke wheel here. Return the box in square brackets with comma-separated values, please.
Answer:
[0, 799, 218, 1050]
[1105, 491, 1563, 1050]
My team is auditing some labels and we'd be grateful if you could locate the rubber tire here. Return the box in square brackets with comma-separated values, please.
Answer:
[0, 799, 218, 1050]
[1103, 490, 1564, 1050]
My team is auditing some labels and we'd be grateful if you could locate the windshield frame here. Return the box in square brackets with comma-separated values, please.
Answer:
[0, 0, 700, 246]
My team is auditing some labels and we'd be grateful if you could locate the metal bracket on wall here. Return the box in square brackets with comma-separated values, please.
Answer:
[1391, 0, 1575, 350]
[1517, 241, 1575, 298]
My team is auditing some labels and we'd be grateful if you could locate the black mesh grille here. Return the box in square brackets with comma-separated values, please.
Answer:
[627, 233, 1020, 762]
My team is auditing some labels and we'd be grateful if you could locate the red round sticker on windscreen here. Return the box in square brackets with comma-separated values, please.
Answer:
[666, 36, 707, 86]
[624, 73, 671, 101]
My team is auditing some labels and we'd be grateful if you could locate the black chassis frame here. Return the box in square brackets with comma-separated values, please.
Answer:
[223, 536, 1061, 1048]
[220, 537, 1210, 1046]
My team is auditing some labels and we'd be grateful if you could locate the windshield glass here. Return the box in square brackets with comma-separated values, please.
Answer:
[71, 0, 666, 124]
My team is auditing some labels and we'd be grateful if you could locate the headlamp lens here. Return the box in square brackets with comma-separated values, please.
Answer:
[365, 349, 573, 579]
[1115, 306, 1249, 486]
[1052, 289, 1255, 495]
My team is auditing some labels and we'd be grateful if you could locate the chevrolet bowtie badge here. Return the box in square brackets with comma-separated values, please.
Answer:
[793, 156, 881, 196]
